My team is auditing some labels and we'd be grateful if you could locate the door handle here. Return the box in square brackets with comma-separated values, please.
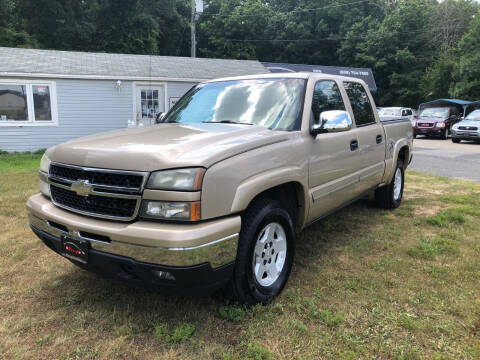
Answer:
[350, 139, 358, 151]
[376, 134, 383, 144]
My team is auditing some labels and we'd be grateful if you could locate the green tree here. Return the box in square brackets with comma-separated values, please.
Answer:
[451, 11, 480, 99]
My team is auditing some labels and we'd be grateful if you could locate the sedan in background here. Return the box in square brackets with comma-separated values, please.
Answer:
[413, 107, 462, 140]
[451, 109, 480, 143]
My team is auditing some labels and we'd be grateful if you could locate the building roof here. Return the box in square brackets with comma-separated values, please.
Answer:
[0, 47, 268, 82]
[419, 98, 473, 109]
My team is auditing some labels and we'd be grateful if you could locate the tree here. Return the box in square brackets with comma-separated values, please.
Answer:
[451, 11, 480, 99]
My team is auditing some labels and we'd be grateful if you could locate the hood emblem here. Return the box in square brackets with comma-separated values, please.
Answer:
[70, 180, 93, 196]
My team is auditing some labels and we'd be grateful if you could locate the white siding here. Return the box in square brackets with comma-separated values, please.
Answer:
[0, 78, 197, 152]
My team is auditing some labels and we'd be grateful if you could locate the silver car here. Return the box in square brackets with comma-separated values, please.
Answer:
[451, 109, 480, 143]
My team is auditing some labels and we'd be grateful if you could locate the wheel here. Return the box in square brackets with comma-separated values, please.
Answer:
[452, 138, 461, 143]
[225, 198, 295, 304]
[375, 159, 404, 209]
[413, 134, 417, 139]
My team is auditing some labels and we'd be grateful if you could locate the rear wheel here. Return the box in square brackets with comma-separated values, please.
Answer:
[375, 159, 404, 209]
[225, 198, 295, 304]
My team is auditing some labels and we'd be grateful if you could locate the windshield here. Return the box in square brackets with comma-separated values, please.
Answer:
[419, 107, 449, 119]
[379, 108, 402, 116]
[465, 110, 480, 121]
[162, 78, 306, 130]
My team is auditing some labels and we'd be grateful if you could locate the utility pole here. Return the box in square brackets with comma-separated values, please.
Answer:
[191, 0, 196, 58]
[191, 0, 203, 58]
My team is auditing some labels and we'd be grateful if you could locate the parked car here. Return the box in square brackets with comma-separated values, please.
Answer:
[27, 73, 413, 304]
[451, 109, 480, 143]
[378, 107, 415, 125]
[413, 107, 462, 139]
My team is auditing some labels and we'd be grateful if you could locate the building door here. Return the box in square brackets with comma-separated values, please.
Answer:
[135, 85, 165, 127]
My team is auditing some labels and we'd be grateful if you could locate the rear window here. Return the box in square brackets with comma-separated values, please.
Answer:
[343, 82, 376, 126]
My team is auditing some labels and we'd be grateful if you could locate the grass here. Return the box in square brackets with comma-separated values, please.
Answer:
[1, 156, 480, 359]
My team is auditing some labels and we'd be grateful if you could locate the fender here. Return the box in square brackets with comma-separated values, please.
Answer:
[230, 166, 310, 228]
[383, 138, 410, 184]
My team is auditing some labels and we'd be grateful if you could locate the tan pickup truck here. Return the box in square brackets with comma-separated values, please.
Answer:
[27, 73, 413, 304]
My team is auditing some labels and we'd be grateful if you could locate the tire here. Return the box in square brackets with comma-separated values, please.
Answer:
[452, 138, 461, 143]
[375, 159, 404, 209]
[225, 198, 295, 304]
[413, 134, 417, 139]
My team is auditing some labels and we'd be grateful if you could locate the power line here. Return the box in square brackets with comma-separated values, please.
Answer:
[220, 24, 471, 43]
[201, 0, 375, 18]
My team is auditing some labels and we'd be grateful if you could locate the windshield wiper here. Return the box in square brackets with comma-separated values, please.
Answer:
[202, 120, 253, 125]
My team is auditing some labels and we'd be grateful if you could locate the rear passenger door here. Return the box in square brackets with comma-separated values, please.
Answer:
[342, 82, 386, 193]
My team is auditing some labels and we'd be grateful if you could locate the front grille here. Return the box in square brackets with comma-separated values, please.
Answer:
[50, 164, 143, 189]
[48, 163, 146, 221]
[459, 126, 478, 131]
[417, 122, 434, 128]
[51, 186, 138, 218]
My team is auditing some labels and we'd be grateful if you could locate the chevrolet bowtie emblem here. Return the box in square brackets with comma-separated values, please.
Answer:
[70, 180, 93, 196]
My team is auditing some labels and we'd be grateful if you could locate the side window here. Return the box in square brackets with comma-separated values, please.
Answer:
[311, 80, 345, 124]
[406, 109, 412, 116]
[343, 82, 376, 126]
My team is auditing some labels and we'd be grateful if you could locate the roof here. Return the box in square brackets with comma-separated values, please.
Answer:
[0, 47, 268, 82]
[262, 62, 377, 91]
[419, 98, 473, 109]
[209, 72, 370, 86]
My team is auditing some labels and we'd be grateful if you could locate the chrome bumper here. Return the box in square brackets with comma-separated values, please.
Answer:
[27, 194, 240, 268]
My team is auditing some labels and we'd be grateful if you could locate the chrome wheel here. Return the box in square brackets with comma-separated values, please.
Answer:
[393, 167, 402, 201]
[252, 222, 287, 287]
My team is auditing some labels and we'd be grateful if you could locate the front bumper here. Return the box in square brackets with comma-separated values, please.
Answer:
[451, 130, 480, 140]
[27, 193, 241, 290]
[413, 127, 443, 136]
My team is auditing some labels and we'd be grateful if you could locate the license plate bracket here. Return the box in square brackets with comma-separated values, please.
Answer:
[61, 235, 89, 264]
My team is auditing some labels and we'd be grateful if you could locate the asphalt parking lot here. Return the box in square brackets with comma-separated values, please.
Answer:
[409, 137, 480, 182]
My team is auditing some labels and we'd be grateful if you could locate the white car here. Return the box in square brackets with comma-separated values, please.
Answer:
[378, 107, 415, 125]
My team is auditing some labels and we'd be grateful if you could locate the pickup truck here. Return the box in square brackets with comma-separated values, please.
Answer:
[27, 73, 413, 304]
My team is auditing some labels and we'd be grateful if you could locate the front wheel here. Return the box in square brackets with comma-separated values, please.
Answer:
[375, 159, 404, 209]
[452, 138, 461, 143]
[225, 198, 295, 304]
[440, 129, 448, 140]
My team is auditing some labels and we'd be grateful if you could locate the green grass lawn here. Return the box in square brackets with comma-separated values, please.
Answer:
[1, 154, 480, 359]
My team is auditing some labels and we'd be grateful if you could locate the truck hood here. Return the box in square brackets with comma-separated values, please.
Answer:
[47, 123, 290, 171]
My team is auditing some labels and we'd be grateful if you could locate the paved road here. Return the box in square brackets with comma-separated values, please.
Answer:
[409, 138, 480, 182]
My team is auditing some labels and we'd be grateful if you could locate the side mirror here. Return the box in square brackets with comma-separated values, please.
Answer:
[311, 110, 353, 135]
[155, 112, 166, 123]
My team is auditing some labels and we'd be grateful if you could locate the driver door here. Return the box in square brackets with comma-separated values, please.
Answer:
[307, 80, 363, 223]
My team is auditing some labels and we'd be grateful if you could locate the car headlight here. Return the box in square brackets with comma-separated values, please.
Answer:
[452, 124, 458, 131]
[436, 122, 445, 128]
[146, 168, 205, 191]
[39, 154, 51, 197]
[140, 200, 201, 221]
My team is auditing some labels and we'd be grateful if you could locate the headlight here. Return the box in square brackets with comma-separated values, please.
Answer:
[452, 124, 458, 131]
[140, 200, 201, 221]
[436, 122, 445, 128]
[39, 154, 51, 197]
[40, 153, 51, 173]
[146, 168, 205, 191]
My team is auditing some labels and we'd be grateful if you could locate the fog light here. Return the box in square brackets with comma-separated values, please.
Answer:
[152, 270, 175, 281]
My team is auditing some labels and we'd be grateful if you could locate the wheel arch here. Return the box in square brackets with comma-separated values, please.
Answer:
[231, 169, 309, 232]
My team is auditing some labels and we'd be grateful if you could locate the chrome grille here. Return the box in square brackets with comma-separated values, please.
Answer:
[48, 163, 147, 221]
[417, 122, 434, 128]
[459, 126, 478, 131]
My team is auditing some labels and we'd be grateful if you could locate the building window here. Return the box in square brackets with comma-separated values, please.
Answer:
[0, 81, 57, 125]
